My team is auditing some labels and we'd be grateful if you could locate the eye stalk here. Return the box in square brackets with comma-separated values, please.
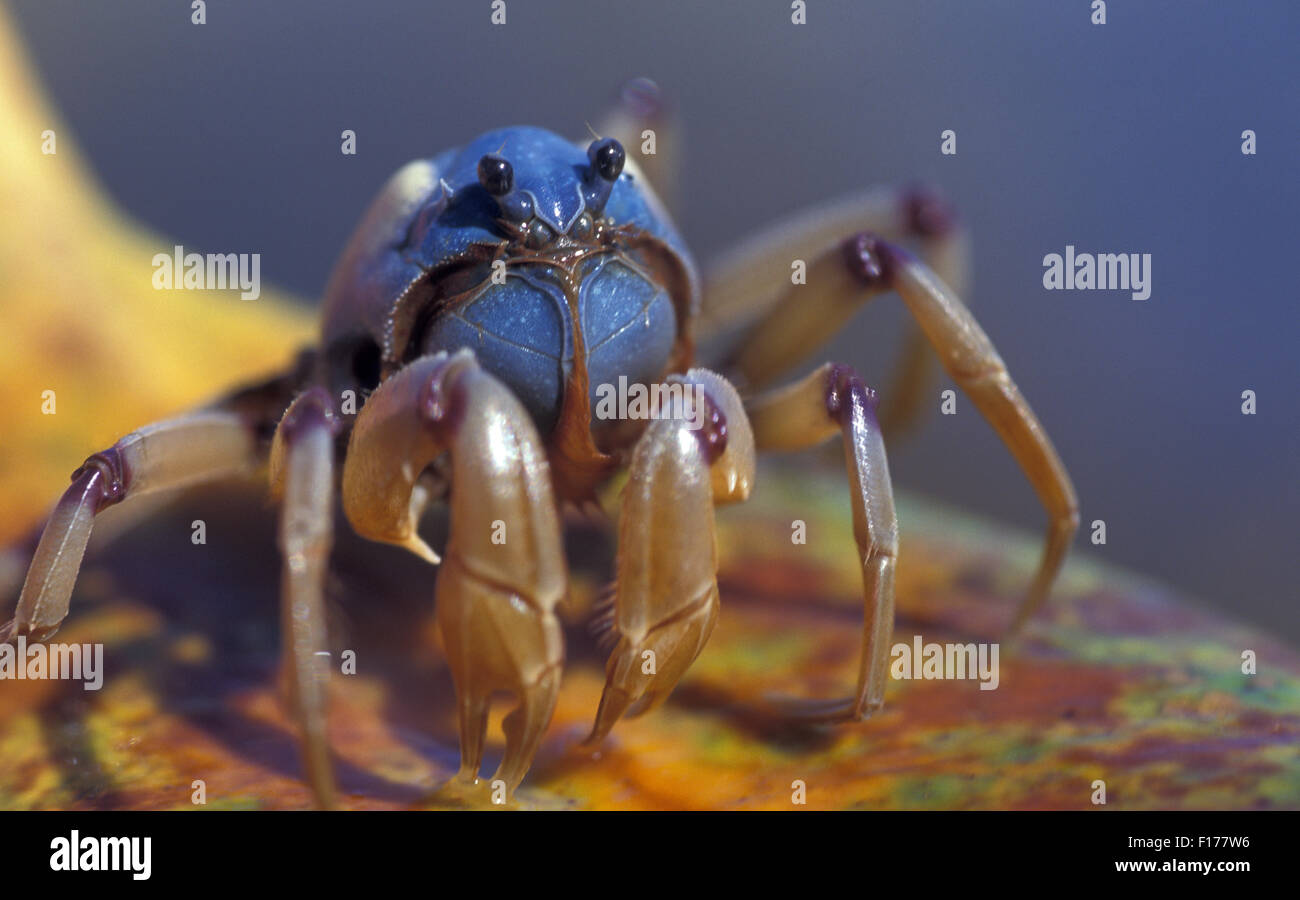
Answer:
[477, 153, 533, 223]
[477, 154, 513, 196]
[582, 137, 625, 215]
[588, 137, 625, 182]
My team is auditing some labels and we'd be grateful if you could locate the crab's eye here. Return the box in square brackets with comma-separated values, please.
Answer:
[525, 219, 555, 249]
[477, 154, 513, 196]
[587, 137, 625, 182]
[571, 212, 595, 240]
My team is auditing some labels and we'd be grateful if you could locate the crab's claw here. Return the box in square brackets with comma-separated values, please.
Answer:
[586, 369, 753, 745]
[587, 588, 719, 743]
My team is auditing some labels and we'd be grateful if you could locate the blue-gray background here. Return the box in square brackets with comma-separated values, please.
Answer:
[10, 1, 1297, 640]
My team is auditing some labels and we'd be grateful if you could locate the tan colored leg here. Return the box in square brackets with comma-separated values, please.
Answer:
[875, 323, 936, 439]
[722, 235, 895, 389]
[857, 236, 1078, 630]
[454, 690, 490, 784]
[587, 369, 755, 742]
[495, 666, 561, 792]
[594, 77, 681, 214]
[748, 364, 897, 721]
[703, 185, 970, 436]
[268, 388, 341, 809]
[719, 222, 1074, 631]
[342, 350, 566, 797]
[2, 411, 259, 644]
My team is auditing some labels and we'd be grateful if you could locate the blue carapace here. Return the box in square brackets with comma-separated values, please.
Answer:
[320, 126, 698, 497]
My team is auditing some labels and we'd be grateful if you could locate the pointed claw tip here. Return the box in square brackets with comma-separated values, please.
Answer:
[403, 534, 441, 566]
[588, 686, 633, 744]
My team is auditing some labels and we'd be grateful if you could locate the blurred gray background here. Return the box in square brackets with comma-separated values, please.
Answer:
[10, 1, 1297, 640]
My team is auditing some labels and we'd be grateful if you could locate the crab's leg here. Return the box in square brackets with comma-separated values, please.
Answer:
[595, 77, 680, 213]
[869, 236, 1077, 630]
[268, 388, 341, 809]
[588, 369, 755, 742]
[342, 350, 566, 797]
[1, 411, 260, 644]
[746, 364, 897, 722]
[702, 184, 969, 436]
[743, 232, 1077, 631]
